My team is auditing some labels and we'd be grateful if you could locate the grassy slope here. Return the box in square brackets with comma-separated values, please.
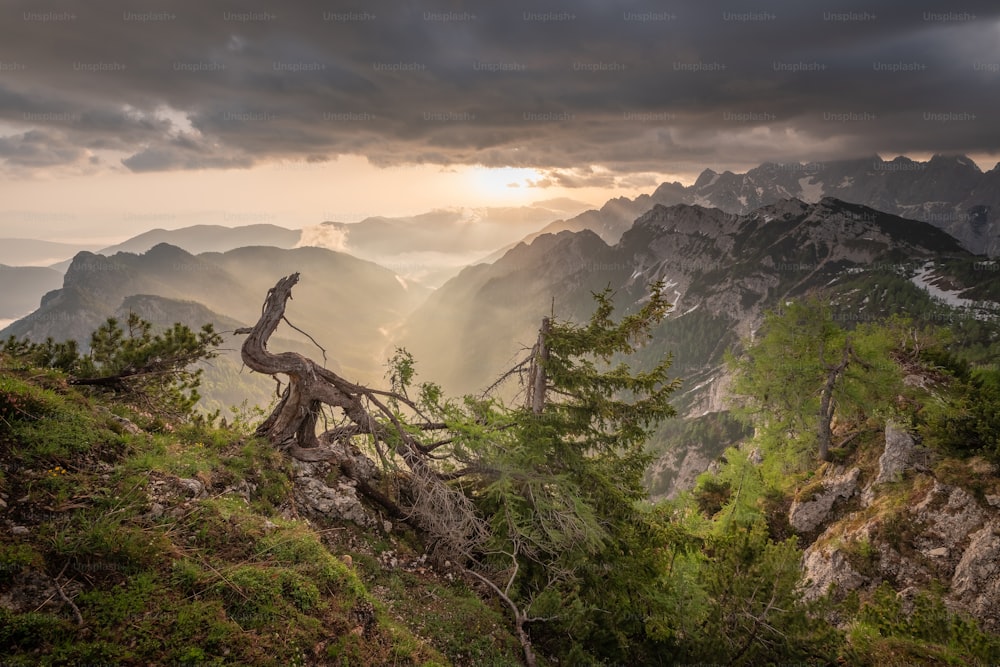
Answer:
[0, 363, 522, 666]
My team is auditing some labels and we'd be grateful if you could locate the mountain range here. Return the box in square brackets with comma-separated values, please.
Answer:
[399, 196, 1000, 495]
[5, 154, 994, 325]
[529, 154, 1000, 257]
[4, 156, 1000, 496]
[403, 196, 984, 394]
[2, 243, 427, 390]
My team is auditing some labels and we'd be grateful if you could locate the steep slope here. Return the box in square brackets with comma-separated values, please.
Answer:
[402, 229, 627, 395]
[795, 428, 1000, 636]
[0, 362, 522, 666]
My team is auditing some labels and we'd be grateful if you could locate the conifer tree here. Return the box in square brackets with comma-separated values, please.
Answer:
[464, 283, 681, 664]
[72, 312, 222, 419]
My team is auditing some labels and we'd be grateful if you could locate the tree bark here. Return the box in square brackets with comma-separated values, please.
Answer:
[529, 317, 550, 415]
[817, 341, 851, 462]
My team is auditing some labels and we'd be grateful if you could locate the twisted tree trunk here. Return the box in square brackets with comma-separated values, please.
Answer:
[236, 273, 486, 555]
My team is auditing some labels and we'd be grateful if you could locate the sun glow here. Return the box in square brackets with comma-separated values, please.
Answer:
[465, 166, 544, 203]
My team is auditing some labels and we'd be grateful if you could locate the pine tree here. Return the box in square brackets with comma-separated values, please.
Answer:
[728, 298, 904, 466]
[73, 313, 223, 419]
[465, 283, 681, 663]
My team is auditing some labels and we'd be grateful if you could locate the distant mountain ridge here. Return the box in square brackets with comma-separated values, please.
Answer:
[2, 243, 428, 385]
[96, 224, 301, 257]
[531, 154, 1000, 256]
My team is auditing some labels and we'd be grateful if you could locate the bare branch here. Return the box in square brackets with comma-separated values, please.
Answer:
[465, 567, 539, 667]
[52, 563, 83, 626]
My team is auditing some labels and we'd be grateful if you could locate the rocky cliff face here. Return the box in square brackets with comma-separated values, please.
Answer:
[796, 423, 1000, 632]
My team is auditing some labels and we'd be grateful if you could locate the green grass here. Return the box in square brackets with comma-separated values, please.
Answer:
[0, 361, 520, 666]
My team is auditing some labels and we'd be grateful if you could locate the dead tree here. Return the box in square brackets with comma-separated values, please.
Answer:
[236, 273, 486, 556]
[526, 317, 550, 415]
[238, 274, 553, 666]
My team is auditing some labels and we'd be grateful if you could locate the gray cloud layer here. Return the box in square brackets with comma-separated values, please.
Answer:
[1, 0, 998, 178]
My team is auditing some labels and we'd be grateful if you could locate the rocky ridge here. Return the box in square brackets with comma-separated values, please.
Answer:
[535, 154, 1000, 256]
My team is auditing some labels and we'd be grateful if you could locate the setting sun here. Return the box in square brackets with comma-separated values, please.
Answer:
[465, 166, 544, 202]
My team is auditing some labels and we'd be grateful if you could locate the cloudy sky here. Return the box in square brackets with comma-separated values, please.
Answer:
[1, 0, 998, 243]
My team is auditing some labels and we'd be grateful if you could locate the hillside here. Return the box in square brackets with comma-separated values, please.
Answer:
[3, 292, 1000, 665]
[0, 360, 522, 666]
[1, 244, 429, 389]
[683, 297, 1000, 664]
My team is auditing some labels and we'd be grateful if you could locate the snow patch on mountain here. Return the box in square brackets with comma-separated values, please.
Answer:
[911, 262, 974, 308]
[798, 177, 825, 202]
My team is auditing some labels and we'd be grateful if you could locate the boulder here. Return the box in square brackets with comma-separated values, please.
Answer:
[292, 460, 379, 528]
[874, 423, 917, 485]
[788, 467, 860, 533]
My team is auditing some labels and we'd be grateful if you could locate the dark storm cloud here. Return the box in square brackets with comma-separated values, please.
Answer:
[0, 129, 86, 167]
[1, 0, 998, 177]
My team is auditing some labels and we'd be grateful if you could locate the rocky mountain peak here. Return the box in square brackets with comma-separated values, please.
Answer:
[650, 180, 688, 201]
[927, 153, 982, 174]
[693, 168, 719, 189]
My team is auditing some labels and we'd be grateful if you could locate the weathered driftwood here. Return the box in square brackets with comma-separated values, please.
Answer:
[236, 273, 486, 553]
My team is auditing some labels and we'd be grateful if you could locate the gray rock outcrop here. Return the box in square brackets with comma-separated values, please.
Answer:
[801, 470, 1000, 632]
[788, 466, 860, 534]
[951, 527, 1000, 630]
[801, 539, 867, 603]
[874, 423, 917, 485]
[292, 460, 380, 528]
